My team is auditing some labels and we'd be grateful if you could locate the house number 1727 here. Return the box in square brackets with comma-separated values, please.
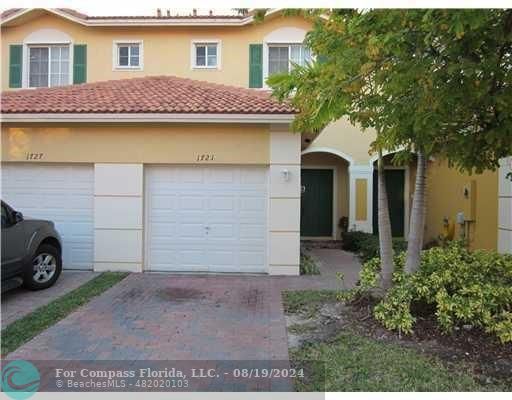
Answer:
[26, 152, 44, 160]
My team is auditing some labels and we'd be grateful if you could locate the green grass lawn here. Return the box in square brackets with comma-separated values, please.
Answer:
[1, 272, 128, 355]
[291, 333, 496, 391]
[284, 290, 503, 392]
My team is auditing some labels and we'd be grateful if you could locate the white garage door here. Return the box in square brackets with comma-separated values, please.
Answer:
[146, 165, 268, 273]
[1, 163, 94, 270]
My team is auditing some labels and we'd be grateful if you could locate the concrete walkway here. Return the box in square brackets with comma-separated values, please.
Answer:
[306, 248, 361, 289]
[1, 271, 100, 327]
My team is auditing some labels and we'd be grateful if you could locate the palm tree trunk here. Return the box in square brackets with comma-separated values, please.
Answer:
[377, 150, 394, 291]
[405, 150, 427, 274]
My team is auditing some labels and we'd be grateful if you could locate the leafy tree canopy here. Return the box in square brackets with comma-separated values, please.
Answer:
[268, 9, 512, 172]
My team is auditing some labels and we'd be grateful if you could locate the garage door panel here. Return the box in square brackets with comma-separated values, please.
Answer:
[179, 197, 206, 211]
[2, 163, 94, 270]
[209, 168, 237, 183]
[146, 165, 268, 273]
[208, 224, 235, 239]
[209, 196, 235, 210]
[150, 195, 178, 211]
[67, 242, 93, 269]
[150, 222, 178, 237]
[179, 250, 208, 270]
[240, 223, 265, 237]
[240, 197, 266, 211]
[179, 223, 207, 239]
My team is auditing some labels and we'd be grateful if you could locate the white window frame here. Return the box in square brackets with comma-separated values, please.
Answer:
[22, 29, 74, 89]
[190, 40, 221, 70]
[26, 44, 72, 89]
[113, 40, 143, 71]
[267, 43, 312, 76]
[262, 27, 309, 89]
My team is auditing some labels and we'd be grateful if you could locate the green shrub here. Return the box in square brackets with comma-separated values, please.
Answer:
[300, 253, 320, 275]
[341, 230, 407, 262]
[354, 243, 512, 343]
[341, 230, 372, 252]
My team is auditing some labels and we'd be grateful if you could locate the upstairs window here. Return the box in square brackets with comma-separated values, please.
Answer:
[28, 45, 70, 88]
[268, 44, 311, 75]
[114, 42, 142, 69]
[192, 42, 220, 69]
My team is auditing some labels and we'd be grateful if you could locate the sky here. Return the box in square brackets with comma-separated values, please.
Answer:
[1, 0, 511, 16]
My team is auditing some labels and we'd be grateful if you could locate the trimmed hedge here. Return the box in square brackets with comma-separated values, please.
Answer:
[341, 230, 407, 262]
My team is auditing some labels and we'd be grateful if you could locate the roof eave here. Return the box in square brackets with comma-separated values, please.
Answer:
[0, 113, 296, 124]
[0, 8, 283, 27]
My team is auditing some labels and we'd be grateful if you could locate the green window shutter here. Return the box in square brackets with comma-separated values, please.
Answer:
[249, 44, 263, 88]
[9, 45, 23, 88]
[73, 44, 87, 84]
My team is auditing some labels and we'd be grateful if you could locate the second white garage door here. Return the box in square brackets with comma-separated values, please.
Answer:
[145, 165, 268, 273]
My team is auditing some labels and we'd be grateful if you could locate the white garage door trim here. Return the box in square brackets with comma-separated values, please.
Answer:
[144, 165, 269, 273]
[1, 163, 94, 270]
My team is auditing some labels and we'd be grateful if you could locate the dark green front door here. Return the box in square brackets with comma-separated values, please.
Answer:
[372, 169, 405, 237]
[301, 169, 333, 237]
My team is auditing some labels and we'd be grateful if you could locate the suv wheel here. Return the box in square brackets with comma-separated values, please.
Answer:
[24, 244, 62, 290]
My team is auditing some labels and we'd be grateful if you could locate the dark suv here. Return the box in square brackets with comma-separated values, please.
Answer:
[1, 201, 63, 291]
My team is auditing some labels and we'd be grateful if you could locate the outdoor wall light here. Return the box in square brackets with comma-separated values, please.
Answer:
[281, 169, 291, 182]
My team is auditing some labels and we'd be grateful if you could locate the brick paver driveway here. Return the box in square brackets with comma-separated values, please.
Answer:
[5, 252, 359, 390]
[8, 274, 289, 361]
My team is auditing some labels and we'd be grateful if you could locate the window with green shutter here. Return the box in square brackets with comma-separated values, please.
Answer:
[249, 44, 263, 88]
[73, 44, 87, 84]
[9, 45, 23, 88]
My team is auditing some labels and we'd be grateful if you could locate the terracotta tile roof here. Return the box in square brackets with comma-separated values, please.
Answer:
[1, 76, 296, 115]
[1, 8, 23, 19]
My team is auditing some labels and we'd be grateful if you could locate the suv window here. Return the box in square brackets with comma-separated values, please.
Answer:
[1, 203, 10, 229]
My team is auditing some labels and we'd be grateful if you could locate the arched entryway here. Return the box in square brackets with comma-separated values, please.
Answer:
[301, 148, 353, 239]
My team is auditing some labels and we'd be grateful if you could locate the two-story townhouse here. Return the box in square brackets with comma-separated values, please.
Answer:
[1, 8, 510, 278]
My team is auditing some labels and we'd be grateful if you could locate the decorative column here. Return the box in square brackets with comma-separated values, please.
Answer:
[498, 157, 512, 254]
[93, 163, 143, 272]
[348, 164, 373, 233]
[268, 126, 301, 275]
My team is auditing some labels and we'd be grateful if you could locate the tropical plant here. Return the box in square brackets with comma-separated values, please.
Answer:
[267, 9, 512, 278]
[353, 243, 512, 343]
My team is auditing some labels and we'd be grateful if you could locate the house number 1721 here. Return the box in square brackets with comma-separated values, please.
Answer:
[196, 154, 215, 161]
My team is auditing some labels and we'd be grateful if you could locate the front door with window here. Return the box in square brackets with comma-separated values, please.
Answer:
[372, 169, 405, 237]
[301, 169, 333, 237]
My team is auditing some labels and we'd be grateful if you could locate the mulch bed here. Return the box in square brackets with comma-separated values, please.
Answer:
[343, 297, 512, 387]
[301, 240, 343, 250]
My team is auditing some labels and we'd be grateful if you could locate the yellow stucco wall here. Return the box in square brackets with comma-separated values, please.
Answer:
[1, 12, 312, 90]
[308, 118, 377, 164]
[425, 159, 499, 250]
[1, 123, 270, 164]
